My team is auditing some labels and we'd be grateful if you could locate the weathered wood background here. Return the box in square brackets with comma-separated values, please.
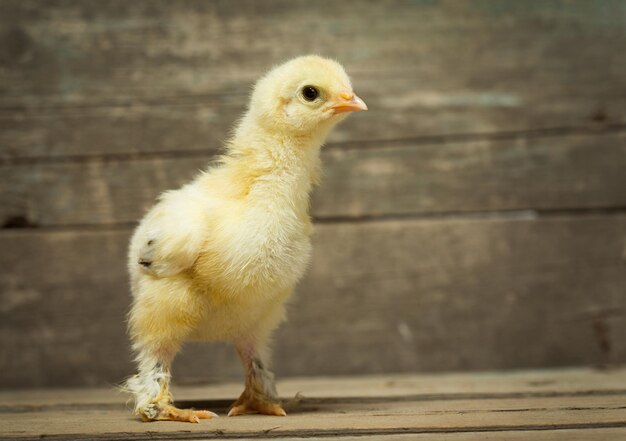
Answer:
[1, 0, 625, 388]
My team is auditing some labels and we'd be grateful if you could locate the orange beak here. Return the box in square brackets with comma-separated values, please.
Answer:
[330, 92, 368, 114]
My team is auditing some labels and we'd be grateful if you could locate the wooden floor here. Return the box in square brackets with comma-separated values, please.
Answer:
[1, 367, 625, 440]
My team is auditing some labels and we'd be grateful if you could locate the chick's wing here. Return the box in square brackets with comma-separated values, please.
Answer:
[131, 184, 212, 278]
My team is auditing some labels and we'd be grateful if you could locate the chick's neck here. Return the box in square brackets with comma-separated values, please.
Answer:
[220, 121, 324, 213]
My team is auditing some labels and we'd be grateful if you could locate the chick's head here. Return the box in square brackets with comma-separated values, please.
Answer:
[249, 55, 367, 137]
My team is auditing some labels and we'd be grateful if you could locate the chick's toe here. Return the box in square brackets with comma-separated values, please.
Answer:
[143, 404, 218, 423]
[228, 392, 286, 417]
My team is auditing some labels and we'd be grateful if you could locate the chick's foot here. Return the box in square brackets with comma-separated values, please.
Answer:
[141, 403, 218, 423]
[228, 391, 286, 417]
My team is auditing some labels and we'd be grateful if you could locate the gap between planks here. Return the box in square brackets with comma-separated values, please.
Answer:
[1, 123, 624, 167]
[3, 388, 626, 414]
[2, 206, 626, 234]
[6, 424, 626, 441]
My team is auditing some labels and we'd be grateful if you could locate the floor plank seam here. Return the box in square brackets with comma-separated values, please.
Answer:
[1, 123, 625, 166]
[5, 422, 626, 441]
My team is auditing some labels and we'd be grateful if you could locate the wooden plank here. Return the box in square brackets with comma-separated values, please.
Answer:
[0, 216, 624, 388]
[3, 132, 626, 228]
[179, 430, 626, 441]
[252, 431, 626, 441]
[314, 131, 626, 218]
[1, 395, 625, 440]
[0, 370, 625, 440]
[0, 101, 238, 160]
[1, 0, 625, 158]
[3, 367, 626, 406]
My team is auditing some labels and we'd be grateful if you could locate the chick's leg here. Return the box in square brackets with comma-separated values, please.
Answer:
[228, 340, 286, 417]
[125, 277, 217, 423]
[126, 347, 217, 423]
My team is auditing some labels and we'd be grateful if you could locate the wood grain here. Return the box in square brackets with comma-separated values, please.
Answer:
[1, 369, 625, 440]
[1, 216, 624, 388]
[4, 367, 625, 405]
[2, 396, 626, 439]
[257, 431, 626, 441]
[2, 132, 626, 228]
[1, 0, 625, 158]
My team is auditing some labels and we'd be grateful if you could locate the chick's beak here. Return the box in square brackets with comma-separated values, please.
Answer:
[330, 92, 368, 114]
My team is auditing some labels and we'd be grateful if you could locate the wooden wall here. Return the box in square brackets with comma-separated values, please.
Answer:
[1, 0, 625, 388]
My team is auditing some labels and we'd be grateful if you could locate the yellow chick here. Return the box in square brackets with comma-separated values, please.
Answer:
[124, 55, 367, 423]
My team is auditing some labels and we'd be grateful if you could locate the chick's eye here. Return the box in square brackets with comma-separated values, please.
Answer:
[301, 86, 319, 101]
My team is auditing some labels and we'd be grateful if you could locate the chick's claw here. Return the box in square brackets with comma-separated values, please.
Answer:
[146, 404, 218, 423]
[228, 398, 286, 417]
[137, 240, 156, 269]
[138, 258, 152, 268]
[136, 239, 178, 277]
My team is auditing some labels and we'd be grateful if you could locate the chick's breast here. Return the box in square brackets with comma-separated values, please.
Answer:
[191, 200, 313, 302]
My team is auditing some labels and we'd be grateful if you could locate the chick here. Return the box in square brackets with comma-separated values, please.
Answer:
[124, 56, 367, 423]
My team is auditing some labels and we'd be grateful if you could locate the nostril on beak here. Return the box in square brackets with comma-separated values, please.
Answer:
[340, 92, 353, 101]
